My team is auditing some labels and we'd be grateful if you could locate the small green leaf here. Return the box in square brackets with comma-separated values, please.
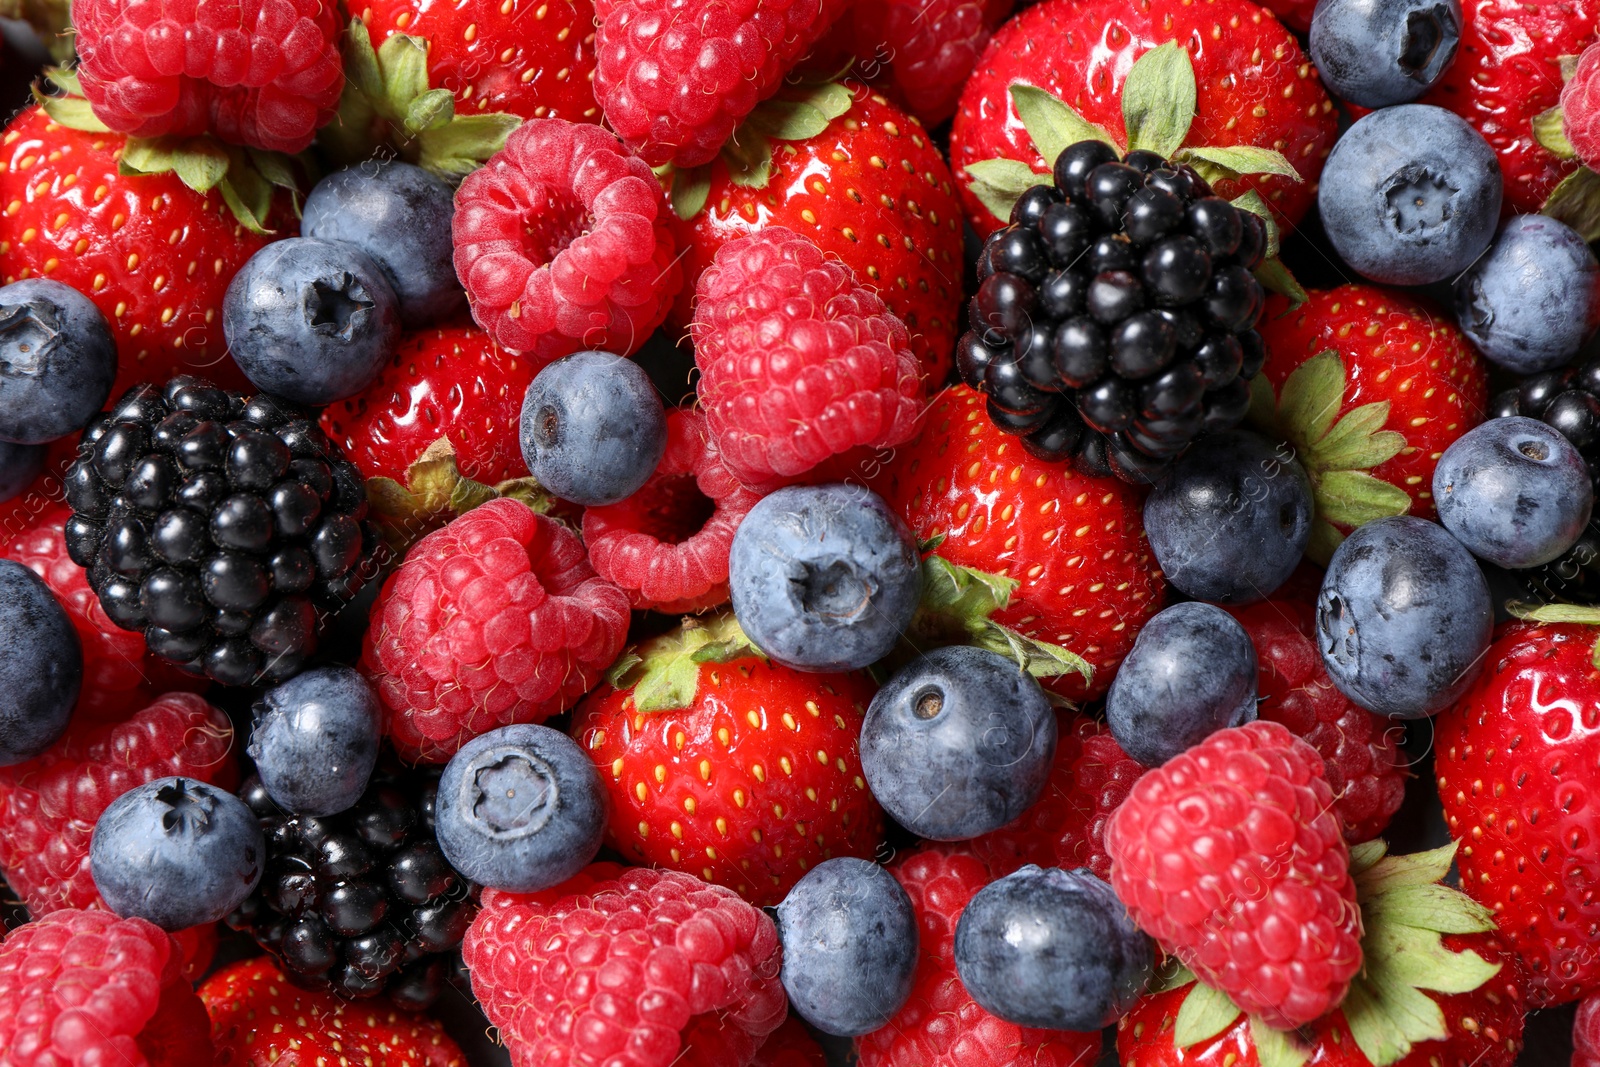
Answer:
[1121, 41, 1197, 158]
[1505, 600, 1600, 626]
[1360, 958, 1453, 1045]
[1542, 165, 1600, 242]
[365, 476, 419, 518]
[1254, 257, 1308, 307]
[1347, 838, 1389, 875]
[1229, 190, 1280, 258]
[36, 93, 110, 133]
[970, 620, 1094, 681]
[247, 149, 302, 191]
[1342, 979, 1415, 1067]
[1354, 842, 1456, 895]
[1316, 406, 1406, 472]
[344, 19, 386, 103]
[721, 130, 774, 188]
[1009, 84, 1117, 165]
[218, 177, 274, 236]
[919, 554, 1018, 617]
[448, 476, 499, 516]
[404, 88, 456, 135]
[1314, 469, 1413, 527]
[1277, 350, 1345, 447]
[745, 90, 845, 142]
[376, 31, 432, 109]
[1561, 53, 1582, 81]
[789, 81, 855, 122]
[632, 654, 704, 713]
[1364, 883, 1498, 936]
[1180, 144, 1303, 181]
[965, 157, 1045, 221]
[671, 165, 713, 220]
[119, 138, 178, 175]
[1173, 981, 1243, 1047]
[604, 650, 643, 689]
[45, 66, 84, 98]
[1533, 106, 1577, 159]
[170, 139, 231, 194]
[1249, 1018, 1311, 1067]
[417, 112, 521, 179]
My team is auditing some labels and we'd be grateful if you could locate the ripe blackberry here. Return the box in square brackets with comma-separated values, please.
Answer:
[229, 764, 477, 1009]
[960, 140, 1268, 484]
[61, 376, 377, 686]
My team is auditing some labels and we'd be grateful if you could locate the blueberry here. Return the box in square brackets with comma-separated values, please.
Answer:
[1433, 417, 1594, 569]
[90, 776, 265, 929]
[1453, 215, 1600, 374]
[1310, 0, 1462, 107]
[518, 350, 667, 507]
[1144, 431, 1314, 603]
[774, 857, 918, 1036]
[1106, 602, 1257, 767]
[434, 724, 606, 893]
[301, 161, 465, 329]
[248, 667, 382, 816]
[0, 441, 45, 502]
[223, 238, 401, 405]
[0, 560, 80, 765]
[859, 646, 1057, 840]
[1317, 515, 1492, 718]
[953, 866, 1154, 1031]
[729, 484, 920, 672]
[0, 279, 117, 444]
[1318, 105, 1501, 285]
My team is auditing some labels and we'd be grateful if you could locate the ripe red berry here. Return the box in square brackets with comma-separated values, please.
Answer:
[1564, 42, 1600, 171]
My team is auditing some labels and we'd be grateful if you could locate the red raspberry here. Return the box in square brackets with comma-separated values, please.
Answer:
[967, 713, 1146, 882]
[1229, 598, 1407, 844]
[362, 498, 630, 763]
[692, 226, 924, 486]
[855, 846, 1102, 1067]
[0, 692, 237, 917]
[582, 409, 763, 613]
[462, 864, 787, 1067]
[453, 118, 681, 363]
[594, 0, 852, 168]
[0, 908, 214, 1067]
[753, 1017, 827, 1067]
[1105, 720, 1363, 1031]
[1579, 993, 1600, 1067]
[1565, 42, 1600, 171]
[73, 0, 343, 153]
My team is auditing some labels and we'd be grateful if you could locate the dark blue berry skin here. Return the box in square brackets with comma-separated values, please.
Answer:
[301, 162, 465, 329]
[1317, 515, 1492, 718]
[953, 866, 1154, 1032]
[1144, 431, 1313, 604]
[248, 666, 382, 817]
[0, 559, 80, 766]
[0, 441, 45, 502]
[0, 279, 117, 445]
[90, 776, 265, 929]
[730, 484, 922, 673]
[1310, 0, 1462, 108]
[1433, 417, 1594, 570]
[1453, 215, 1600, 374]
[434, 724, 605, 893]
[774, 857, 918, 1037]
[1317, 105, 1501, 286]
[518, 351, 667, 507]
[223, 238, 401, 406]
[859, 645, 1057, 841]
[1105, 601, 1258, 767]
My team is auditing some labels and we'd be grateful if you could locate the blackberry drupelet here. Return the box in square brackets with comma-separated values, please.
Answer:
[229, 764, 477, 1009]
[960, 140, 1269, 484]
[61, 376, 377, 686]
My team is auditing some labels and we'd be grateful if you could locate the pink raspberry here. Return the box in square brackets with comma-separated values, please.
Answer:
[692, 226, 924, 486]
[1564, 41, 1600, 170]
[582, 408, 763, 614]
[594, 0, 853, 168]
[453, 118, 681, 363]
[73, 0, 343, 153]
[361, 498, 631, 763]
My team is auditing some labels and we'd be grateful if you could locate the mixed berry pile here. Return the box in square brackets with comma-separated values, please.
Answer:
[0, 0, 1598, 1065]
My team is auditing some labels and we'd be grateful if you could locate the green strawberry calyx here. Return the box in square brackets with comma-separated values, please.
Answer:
[963, 41, 1308, 306]
[366, 437, 556, 556]
[1247, 348, 1412, 565]
[1160, 841, 1503, 1067]
[1506, 600, 1600, 667]
[1538, 55, 1600, 241]
[605, 612, 767, 713]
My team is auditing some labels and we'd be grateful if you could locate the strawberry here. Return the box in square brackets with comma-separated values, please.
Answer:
[1116, 841, 1526, 1067]
[570, 613, 885, 906]
[1435, 615, 1600, 1008]
[200, 956, 467, 1067]
[1249, 284, 1488, 564]
[754, 1017, 829, 1067]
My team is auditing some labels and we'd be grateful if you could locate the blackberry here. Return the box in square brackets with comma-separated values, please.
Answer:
[229, 764, 477, 1009]
[962, 139, 1268, 484]
[62, 376, 377, 686]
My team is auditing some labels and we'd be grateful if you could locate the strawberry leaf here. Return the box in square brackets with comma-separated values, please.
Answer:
[1180, 144, 1303, 183]
[1229, 190, 1281, 259]
[721, 129, 774, 188]
[1312, 402, 1405, 471]
[1314, 470, 1412, 527]
[965, 158, 1045, 221]
[418, 113, 521, 180]
[171, 138, 232, 194]
[1505, 600, 1600, 626]
[1009, 84, 1118, 165]
[1533, 106, 1577, 159]
[1542, 164, 1600, 242]
[1249, 1018, 1311, 1067]
[746, 83, 853, 141]
[909, 556, 1093, 681]
[1347, 838, 1389, 876]
[671, 165, 713, 221]
[1254, 257, 1308, 308]
[1174, 981, 1242, 1047]
[1561, 53, 1583, 81]
[610, 614, 762, 712]
[35, 72, 111, 133]
[1277, 350, 1344, 444]
[1121, 42, 1197, 158]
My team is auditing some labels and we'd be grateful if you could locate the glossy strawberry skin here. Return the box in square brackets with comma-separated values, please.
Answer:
[1436, 621, 1600, 1008]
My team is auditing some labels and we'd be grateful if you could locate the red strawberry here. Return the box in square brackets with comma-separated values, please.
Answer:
[462, 864, 788, 1067]
[1250, 284, 1488, 563]
[1116, 841, 1526, 1067]
[753, 1016, 828, 1067]
[1435, 617, 1600, 1008]
[200, 956, 467, 1067]
[1106, 720, 1363, 1029]
[875, 384, 1166, 702]
[949, 0, 1337, 235]
[571, 613, 885, 905]
[0, 908, 215, 1067]
[854, 845, 1102, 1067]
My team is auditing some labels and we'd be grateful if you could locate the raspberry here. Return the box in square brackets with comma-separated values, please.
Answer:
[461, 864, 787, 1067]
[361, 498, 630, 763]
[854, 846, 1103, 1067]
[692, 227, 924, 485]
[453, 118, 681, 363]
[967, 713, 1146, 882]
[1228, 598, 1407, 843]
[752, 1017, 827, 1067]
[73, 0, 343, 153]
[1105, 720, 1363, 1030]
[593, 0, 852, 167]
[846, 0, 1014, 125]
[582, 409, 763, 613]
[0, 908, 214, 1067]
[1565, 43, 1600, 171]
[1579, 993, 1600, 1067]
